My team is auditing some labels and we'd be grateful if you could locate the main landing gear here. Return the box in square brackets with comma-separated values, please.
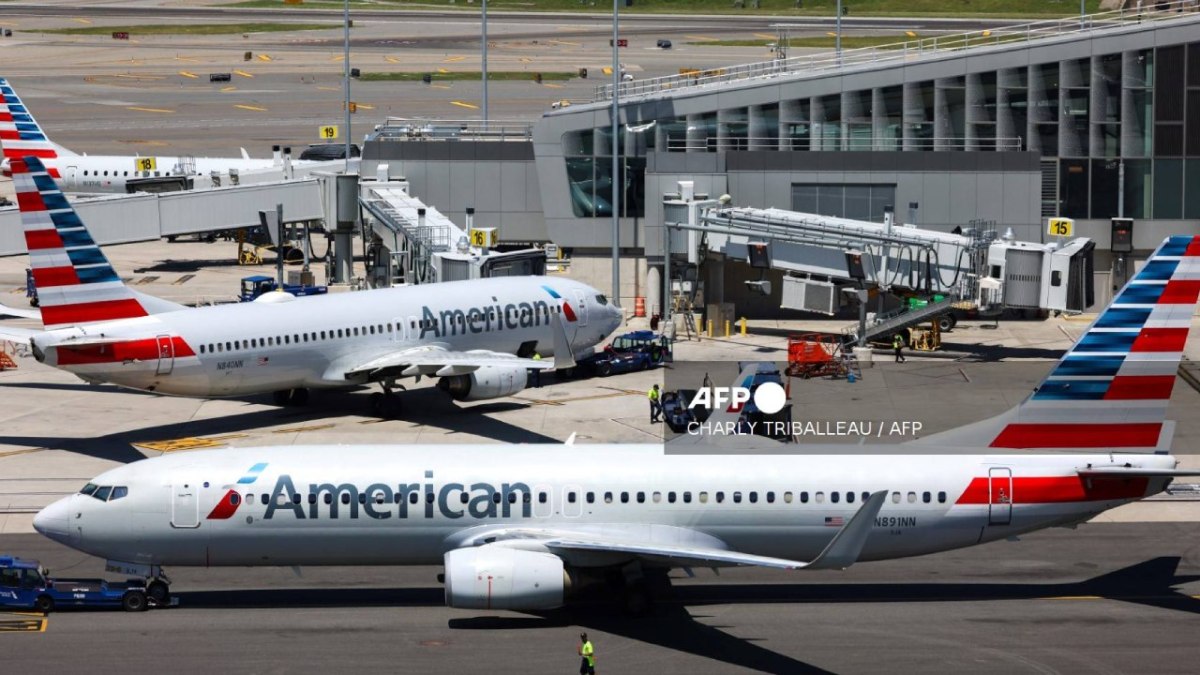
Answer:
[369, 380, 404, 418]
[272, 388, 310, 406]
[146, 573, 172, 606]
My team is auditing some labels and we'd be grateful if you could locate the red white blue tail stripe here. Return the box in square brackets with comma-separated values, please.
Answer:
[989, 235, 1200, 449]
[0, 78, 61, 175]
[11, 156, 149, 330]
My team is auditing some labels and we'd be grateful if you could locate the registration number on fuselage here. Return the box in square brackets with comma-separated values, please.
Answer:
[874, 516, 916, 528]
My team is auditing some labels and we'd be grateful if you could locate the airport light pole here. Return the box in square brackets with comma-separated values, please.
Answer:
[835, 0, 842, 60]
[611, 0, 620, 307]
[482, 0, 489, 127]
[343, 0, 351, 172]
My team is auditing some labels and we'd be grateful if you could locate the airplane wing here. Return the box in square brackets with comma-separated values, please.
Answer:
[0, 303, 41, 320]
[341, 345, 554, 380]
[461, 491, 887, 572]
[0, 326, 38, 345]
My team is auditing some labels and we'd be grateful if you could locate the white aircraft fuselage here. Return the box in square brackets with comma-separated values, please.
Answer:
[33, 445, 1177, 568]
[31, 276, 620, 397]
[9, 154, 291, 194]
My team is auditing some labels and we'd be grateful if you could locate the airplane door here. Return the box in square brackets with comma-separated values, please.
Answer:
[987, 467, 1012, 526]
[533, 484, 553, 518]
[65, 166, 78, 188]
[573, 290, 589, 326]
[562, 485, 582, 517]
[155, 334, 175, 375]
[171, 482, 200, 529]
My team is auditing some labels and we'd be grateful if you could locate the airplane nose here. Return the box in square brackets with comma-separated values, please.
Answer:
[33, 497, 71, 543]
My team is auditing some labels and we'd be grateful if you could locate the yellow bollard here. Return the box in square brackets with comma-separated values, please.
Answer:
[706, 319, 713, 337]
[724, 320, 731, 337]
[739, 317, 747, 336]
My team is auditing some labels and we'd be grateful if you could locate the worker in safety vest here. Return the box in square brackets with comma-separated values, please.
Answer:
[893, 333, 907, 364]
[530, 352, 542, 387]
[578, 632, 596, 675]
[648, 384, 662, 423]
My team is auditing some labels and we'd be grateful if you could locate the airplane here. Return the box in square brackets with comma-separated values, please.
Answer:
[32, 234, 1200, 612]
[0, 155, 622, 412]
[0, 77, 309, 193]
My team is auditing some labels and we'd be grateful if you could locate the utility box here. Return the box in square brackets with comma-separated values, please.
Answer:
[1111, 218, 1134, 253]
[781, 276, 837, 315]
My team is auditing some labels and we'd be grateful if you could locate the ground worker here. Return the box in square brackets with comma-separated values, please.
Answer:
[530, 352, 542, 387]
[893, 333, 907, 363]
[648, 383, 662, 423]
[578, 632, 596, 675]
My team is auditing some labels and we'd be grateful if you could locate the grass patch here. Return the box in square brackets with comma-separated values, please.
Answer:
[224, 0, 1104, 18]
[692, 35, 913, 49]
[359, 70, 576, 81]
[33, 22, 341, 36]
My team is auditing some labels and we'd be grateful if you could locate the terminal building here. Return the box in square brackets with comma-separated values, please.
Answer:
[360, 6, 1200, 314]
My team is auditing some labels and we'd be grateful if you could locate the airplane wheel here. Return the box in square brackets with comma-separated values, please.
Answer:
[290, 388, 310, 406]
[272, 390, 291, 406]
[122, 590, 148, 612]
[34, 595, 53, 614]
[147, 580, 170, 605]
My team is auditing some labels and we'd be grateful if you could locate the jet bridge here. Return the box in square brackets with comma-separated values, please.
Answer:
[662, 188, 1094, 344]
[358, 177, 546, 287]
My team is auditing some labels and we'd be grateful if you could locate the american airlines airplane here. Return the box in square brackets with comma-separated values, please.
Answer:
[31, 234, 1200, 612]
[0, 155, 621, 410]
[0, 78, 305, 193]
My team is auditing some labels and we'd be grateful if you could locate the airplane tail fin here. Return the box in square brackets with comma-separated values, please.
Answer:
[912, 235, 1200, 451]
[0, 79, 73, 177]
[11, 156, 154, 330]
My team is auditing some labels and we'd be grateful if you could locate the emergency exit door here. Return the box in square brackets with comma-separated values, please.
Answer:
[171, 483, 200, 528]
[155, 334, 175, 375]
[987, 467, 1012, 526]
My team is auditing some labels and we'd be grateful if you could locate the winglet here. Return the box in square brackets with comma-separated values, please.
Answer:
[803, 490, 888, 570]
[552, 314, 576, 371]
[241, 147, 251, 160]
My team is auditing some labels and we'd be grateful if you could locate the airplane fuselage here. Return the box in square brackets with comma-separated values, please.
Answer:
[33, 446, 1176, 569]
[33, 276, 619, 397]
[27, 154, 292, 193]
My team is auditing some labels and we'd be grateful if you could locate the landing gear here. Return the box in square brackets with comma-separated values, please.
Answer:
[612, 563, 667, 616]
[272, 388, 310, 407]
[370, 381, 403, 418]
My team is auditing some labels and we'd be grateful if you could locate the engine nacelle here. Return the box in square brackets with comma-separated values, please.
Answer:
[444, 546, 566, 610]
[437, 365, 528, 401]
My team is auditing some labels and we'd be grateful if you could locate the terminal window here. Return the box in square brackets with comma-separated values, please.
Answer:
[791, 183, 896, 221]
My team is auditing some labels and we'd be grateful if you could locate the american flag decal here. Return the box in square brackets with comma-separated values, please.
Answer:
[257, 356, 269, 365]
[824, 516, 844, 527]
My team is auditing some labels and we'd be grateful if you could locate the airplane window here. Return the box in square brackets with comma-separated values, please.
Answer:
[831, 492, 839, 503]
[80, 483, 98, 496]
[369, 326, 375, 335]
[862, 492, 869, 502]
[520, 493, 528, 504]
[567, 492, 576, 503]
[538, 492, 547, 504]
[749, 492, 758, 503]
[353, 328, 359, 336]
[652, 491, 661, 503]
[229, 492, 240, 506]
[586, 492, 595, 504]
[636, 491, 645, 503]
[284, 336, 290, 345]
[234, 341, 240, 350]
[907, 492, 917, 504]
[83, 170, 88, 176]
[783, 491, 793, 503]
[103, 171, 109, 176]
[766, 491, 775, 503]
[111, 486, 129, 501]
[410, 492, 419, 505]
[846, 491, 855, 504]
[815, 492, 825, 504]
[358, 494, 366, 504]
[199, 345, 205, 354]
[938, 491, 947, 503]
[308, 494, 317, 505]
[699, 491, 708, 504]
[491, 493, 502, 504]
[800, 491, 809, 503]
[620, 492, 629, 503]
[292, 494, 301, 505]
[374, 493, 384, 505]
[293, 335, 299, 343]
[923, 491, 932, 504]
[892, 492, 901, 504]
[124, 171, 129, 176]
[320, 331, 326, 340]
[261, 494, 268, 505]
[378, 325, 384, 333]
[715, 491, 724, 503]
[246, 494, 253, 503]
[683, 491, 692, 503]
[667, 491, 676, 503]
[225, 342, 231, 351]
[94, 486, 112, 501]
[302, 334, 308, 343]
[732, 492, 742, 503]
[604, 492, 613, 504]
[595, 294, 608, 305]
[460, 492, 469, 504]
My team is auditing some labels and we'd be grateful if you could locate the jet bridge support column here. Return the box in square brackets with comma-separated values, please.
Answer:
[333, 173, 359, 284]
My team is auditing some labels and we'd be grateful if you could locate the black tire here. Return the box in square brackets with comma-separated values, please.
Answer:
[598, 363, 613, 377]
[122, 590, 148, 612]
[34, 594, 53, 614]
[937, 313, 957, 332]
[147, 580, 170, 605]
[290, 388, 310, 406]
[29, 297, 39, 308]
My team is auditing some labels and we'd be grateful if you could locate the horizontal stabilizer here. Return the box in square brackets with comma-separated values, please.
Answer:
[1077, 467, 1200, 478]
[0, 303, 40, 320]
[0, 326, 38, 345]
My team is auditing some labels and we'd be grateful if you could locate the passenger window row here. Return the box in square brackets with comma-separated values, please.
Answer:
[199, 323, 397, 355]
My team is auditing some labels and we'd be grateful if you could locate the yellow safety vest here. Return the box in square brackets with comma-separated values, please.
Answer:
[581, 640, 595, 666]
[648, 388, 660, 401]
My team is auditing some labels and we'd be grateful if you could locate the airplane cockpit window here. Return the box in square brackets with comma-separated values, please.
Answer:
[110, 486, 129, 501]
[80, 483, 98, 496]
[595, 294, 609, 305]
[93, 486, 112, 501]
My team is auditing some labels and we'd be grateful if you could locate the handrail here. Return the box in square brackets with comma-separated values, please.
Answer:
[665, 136, 1024, 152]
[591, 0, 1200, 104]
[373, 118, 533, 142]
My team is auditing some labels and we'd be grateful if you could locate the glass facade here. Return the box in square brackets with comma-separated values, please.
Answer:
[561, 41, 1200, 222]
[791, 183, 897, 221]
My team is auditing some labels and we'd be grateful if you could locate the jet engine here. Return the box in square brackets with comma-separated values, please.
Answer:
[437, 365, 528, 401]
[443, 546, 567, 610]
